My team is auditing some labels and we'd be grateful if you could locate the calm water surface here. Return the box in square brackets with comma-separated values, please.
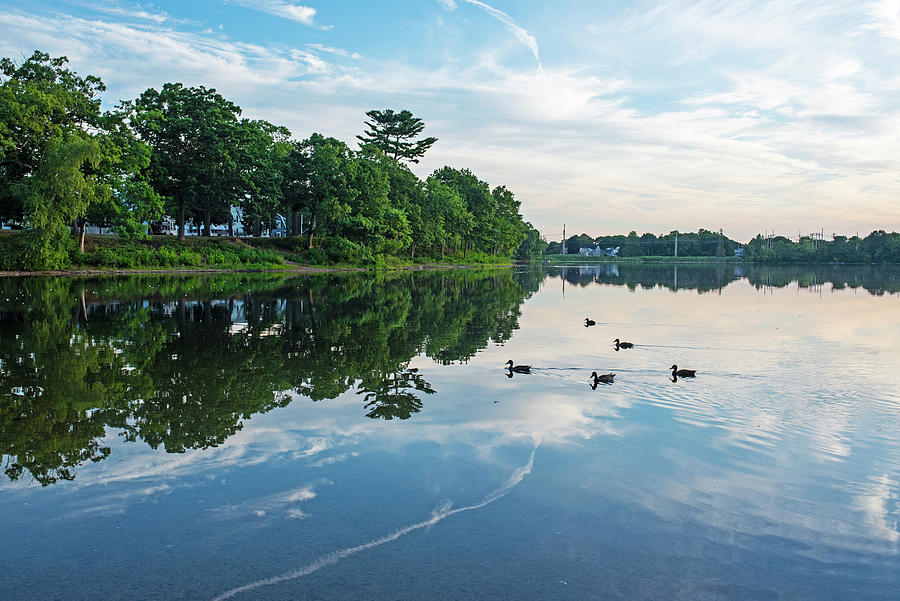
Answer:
[1, 264, 898, 600]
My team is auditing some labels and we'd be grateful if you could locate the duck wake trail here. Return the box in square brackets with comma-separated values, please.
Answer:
[211, 443, 540, 601]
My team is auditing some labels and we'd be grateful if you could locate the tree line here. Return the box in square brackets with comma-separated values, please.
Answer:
[742, 231, 900, 263]
[547, 229, 739, 257]
[547, 229, 900, 264]
[0, 51, 542, 269]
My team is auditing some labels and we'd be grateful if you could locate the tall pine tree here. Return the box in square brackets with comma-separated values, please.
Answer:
[356, 109, 437, 163]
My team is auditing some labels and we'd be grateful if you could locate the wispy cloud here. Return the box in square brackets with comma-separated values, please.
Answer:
[0, 11, 342, 99]
[211, 445, 539, 601]
[438, 0, 541, 65]
[234, 1, 332, 30]
[2, 1, 899, 239]
[211, 482, 326, 521]
[86, 2, 185, 25]
[864, 0, 900, 40]
[307, 43, 361, 59]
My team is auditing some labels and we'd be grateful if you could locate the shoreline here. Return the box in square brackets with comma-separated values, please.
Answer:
[0, 263, 512, 278]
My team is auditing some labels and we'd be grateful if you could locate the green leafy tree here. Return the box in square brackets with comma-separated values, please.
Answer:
[515, 222, 545, 260]
[0, 51, 106, 227]
[235, 119, 291, 236]
[83, 108, 162, 241]
[431, 167, 494, 256]
[282, 133, 356, 250]
[23, 135, 103, 268]
[128, 83, 242, 239]
[423, 176, 470, 258]
[356, 109, 437, 163]
[491, 185, 526, 256]
[383, 160, 426, 258]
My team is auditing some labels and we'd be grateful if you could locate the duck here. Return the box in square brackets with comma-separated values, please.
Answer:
[614, 338, 634, 350]
[670, 364, 696, 377]
[590, 371, 615, 384]
[584, 317, 596, 327]
[505, 360, 531, 373]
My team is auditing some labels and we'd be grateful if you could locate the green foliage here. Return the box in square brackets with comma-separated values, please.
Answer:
[282, 133, 356, 250]
[77, 239, 286, 269]
[744, 230, 900, 263]
[22, 135, 102, 269]
[356, 108, 437, 163]
[0, 51, 106, 225]
[0, 233, 25, 270]
[2, 51, 532, 271]
[127, 83, 252, 239]
[515, 222, 545, 260]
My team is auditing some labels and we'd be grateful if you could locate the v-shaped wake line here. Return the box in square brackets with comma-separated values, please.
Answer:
[211, 444, 539, 601]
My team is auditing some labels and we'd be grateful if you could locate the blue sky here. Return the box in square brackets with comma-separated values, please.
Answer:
[2, 0, 899, 241]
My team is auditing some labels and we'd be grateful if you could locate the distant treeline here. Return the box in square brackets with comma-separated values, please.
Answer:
[546, 229, 900, 264]
[0, 51, 543, 271]
[547, 229, 739, 257]
[743, 231, 900, 263]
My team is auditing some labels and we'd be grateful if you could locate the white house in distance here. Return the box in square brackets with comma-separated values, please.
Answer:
[579, 246, 620, 257]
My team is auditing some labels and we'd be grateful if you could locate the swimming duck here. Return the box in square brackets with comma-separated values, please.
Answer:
[670, 365, 696, 377]
[614, 338, 634, 350]
[590, 371, 615, 384]
[505, 360, 532, 373]
[584, 317, 596, 327]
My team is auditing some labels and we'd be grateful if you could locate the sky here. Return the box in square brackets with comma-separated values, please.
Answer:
[1, 0, 899, 242]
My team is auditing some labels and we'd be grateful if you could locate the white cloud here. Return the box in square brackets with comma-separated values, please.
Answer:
[865, 0, 900, 40]
[87, 3, 182, 25]
[307, 43, 361, 60]
[2, 1, 899, 239]
[211, 482, 325, 520]
[441, 0, 541, 65]
[0, 11, 340, 100]
[234, 1, 331, 30]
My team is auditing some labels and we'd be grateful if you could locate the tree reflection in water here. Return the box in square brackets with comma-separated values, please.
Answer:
[0, 269, 539, 485]
[4, 262, 893, 486]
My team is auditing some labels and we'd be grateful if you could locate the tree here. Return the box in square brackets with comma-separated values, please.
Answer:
[431, 167, 493, 256]
[515, 223, 545, 260]
[282, 133, 356, 250]
[383, 160, 426, 258]
[128, 83, 242, 240]
[83, 107, 162, 242]
[22, 135, 103, 268]
[356, 109, 437, 163]
[424, 175, 471, 258]
[235, 119, 291, 236]
[0, 51, 106, 227]
[491, 185, 526, 256]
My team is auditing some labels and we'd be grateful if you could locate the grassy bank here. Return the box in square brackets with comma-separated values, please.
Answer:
[0, 231, 514, 273]
[0, 232, 286, 271]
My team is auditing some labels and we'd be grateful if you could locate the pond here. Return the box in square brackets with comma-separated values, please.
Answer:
[1, 264, 898, 600]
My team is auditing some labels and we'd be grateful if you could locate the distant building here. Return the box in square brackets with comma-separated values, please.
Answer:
[734, 247, 745, 259]
[579, 246, 620, 257]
